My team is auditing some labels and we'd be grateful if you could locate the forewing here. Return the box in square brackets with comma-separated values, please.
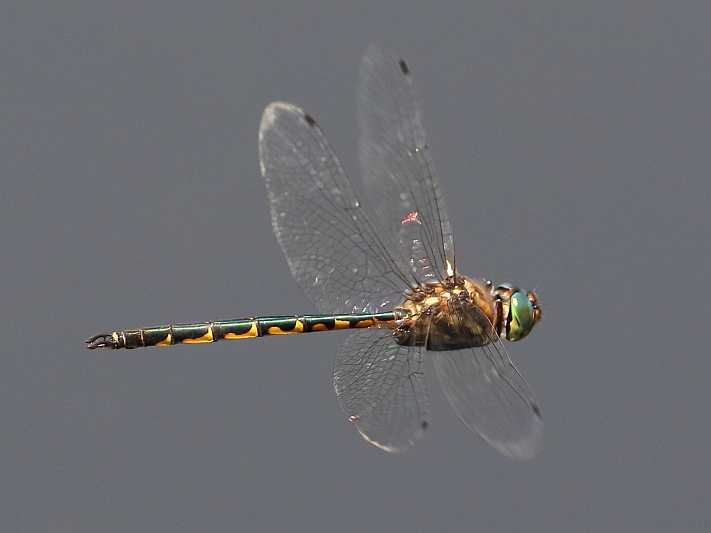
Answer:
[259, 102, 415, 314]
[333, 326, 430, 452]
[432, 332, 543, 460]
[358, 45, 455, 283]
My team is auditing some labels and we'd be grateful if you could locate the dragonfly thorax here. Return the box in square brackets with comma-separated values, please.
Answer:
[395, 276, 498, 351]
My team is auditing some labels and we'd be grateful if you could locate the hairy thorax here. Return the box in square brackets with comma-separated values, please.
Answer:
[395, 275, 497, 351]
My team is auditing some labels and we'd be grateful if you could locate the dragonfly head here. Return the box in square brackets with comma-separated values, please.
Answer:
[493, 283, 542, 342]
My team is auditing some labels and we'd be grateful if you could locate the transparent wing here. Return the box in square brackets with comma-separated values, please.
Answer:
[432, 325, 543, 460]
[358, 44, 455, 283]
[333, 326, 430, 452]
[259, 101, 417, 314]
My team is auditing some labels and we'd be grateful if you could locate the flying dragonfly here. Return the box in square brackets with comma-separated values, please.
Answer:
[87, 45, 544, 459]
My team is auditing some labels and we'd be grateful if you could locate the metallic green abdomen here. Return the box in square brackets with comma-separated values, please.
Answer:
[86, 312, 399, 350]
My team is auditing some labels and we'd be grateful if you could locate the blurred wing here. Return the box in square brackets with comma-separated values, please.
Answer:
[358, 44, 455, 283]
[432, 332, 543, 460]
[333, 326, 430, 452]
[259, 101, 416, 314]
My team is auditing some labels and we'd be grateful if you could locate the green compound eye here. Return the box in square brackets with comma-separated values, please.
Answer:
[507, 290, 535, 341]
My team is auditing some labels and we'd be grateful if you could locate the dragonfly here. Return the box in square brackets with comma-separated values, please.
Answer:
[87, 45, 543, 459]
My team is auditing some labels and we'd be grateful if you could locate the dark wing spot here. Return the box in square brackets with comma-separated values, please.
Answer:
[303, 113, 317, 126]
[532, 403, 541, 417]
[398, 59, 410, 75]
[421, 420, 429, 430]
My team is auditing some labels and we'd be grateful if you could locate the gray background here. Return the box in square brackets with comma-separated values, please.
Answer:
[2, 1, 710, 531]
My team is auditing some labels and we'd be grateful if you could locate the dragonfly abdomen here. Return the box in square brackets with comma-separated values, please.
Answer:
[86, 312, 399, 350]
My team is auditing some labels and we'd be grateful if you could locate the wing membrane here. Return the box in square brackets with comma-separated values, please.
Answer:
[432, 332, 543, 460]
[259, 101, 416, 313]
[333, 326, 430, 452]
[358, 45, 455, 283]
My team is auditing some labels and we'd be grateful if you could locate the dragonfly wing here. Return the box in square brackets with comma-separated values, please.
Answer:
[432, 331, 543, 459]
[333, 326, 430, 452]
[259, 101, 415, 314]
[357, 45, 455, 283]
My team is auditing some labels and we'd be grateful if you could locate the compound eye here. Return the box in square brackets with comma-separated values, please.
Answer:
[507, 291, 535, 341]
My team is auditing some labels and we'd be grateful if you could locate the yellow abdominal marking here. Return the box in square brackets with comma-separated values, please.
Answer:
[311, 323, 329, 331]
[334, 319, 351, 329]
[182, 327, 214, 344]
[267, 320, 304, 335]
[224, 323, 258, 339]
[156, 334, 172, 346]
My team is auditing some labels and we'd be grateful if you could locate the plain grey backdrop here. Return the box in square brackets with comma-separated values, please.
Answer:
[2, 1, 710, 531]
